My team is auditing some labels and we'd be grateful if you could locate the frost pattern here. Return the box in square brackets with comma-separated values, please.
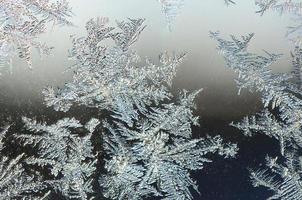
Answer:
[156, 0, 235, 31]
[17, 117, 100, 199]
[255, 0, 302, 15]
[250, 154, 302, 200]
[40, 15, 237, 200]
[224, 0, 236, 6]
[100, 90, 238, 200]
[0, 0, 73, 71]
[255, 0, 302, 46]
[291, 45, 302, 88]
[0, 126, 46, 199]
[43, 18, 184, 127]
[211, 31, 302, 154]
[157, 0, 185, 31]
[41, 16, 239, 199]
[211, 31, 302, 199]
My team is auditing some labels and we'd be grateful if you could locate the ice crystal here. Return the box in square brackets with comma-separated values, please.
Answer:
[211, 30, 302, 152]
[157, 0, 236, 31]
[0, 0, 73, 71]
[286, 14, 302, 46]
[255, 0, 302, 46]
[100, 90, 238, 200]
[41, 16, 238, 199]
[211, 31, 302, 199]
[0, 126, 46, 199]
[291, 46, 302, 88]
[43, 17, 185, 127]
[255, 0, 302, 16]
[250, 153, 302, 200]
[17, 117, 100, 199]
[157, 0, 185, 31]
[224, 0, 236, 6]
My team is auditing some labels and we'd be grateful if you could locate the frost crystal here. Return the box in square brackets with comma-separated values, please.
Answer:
[250, 154, 302, 200]
[0, 126, 45, 199]
[100, 90, 238, 199]
[157, 0, 185, 31]
[255, 0, 302, 15]
[224, 0, 236, 6]
[43, 18, 185, 127]
[211, 31, 302, 199]
[255, 0, 302, 46]
[41, 16, 237, 199]
[291, 45, 302, 88]
[0, 0, 73, 71]
[211, 31, 302, 154]
[157, 0, 235, 31]
[17, 117, 100, 199]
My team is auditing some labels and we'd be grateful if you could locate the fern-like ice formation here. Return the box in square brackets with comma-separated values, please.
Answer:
[157, 0, 235, 31]
[0, 0, 73, 71]
[17, 117, 100, 199]
[43, 17, 185, 127]
[224, 0, 236, 6]
[290, 46, 302, 91]
[210, 31, 302, 154]
[0, 126, 46, 199]
[41, 16, 238, 199]
[255, 0, 302, 46]
[100, 90, 238, 200]
[250, 153, 302, 200]
[211, 31, 302, 199]
[157, 0, 185, 31]
[255, 0, 302, 15]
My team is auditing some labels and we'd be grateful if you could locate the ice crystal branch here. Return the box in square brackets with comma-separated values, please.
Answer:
[41, 16, 238, 199]
[211, 31, 302, 199]
[157, 0, 236, 31]
[0, 126, 46, 199]
[43, 17, 185, 127]
[0, 0, 73, 71]
[100, 90, 238, 200]
[157, 0, 185, 31]
[255, 0, 302, 46]
[290, 46, 302, 88]
[211, 31, 302, 153]
[255, 0, 302, 16]
[250, 154, 302, 200]
[210, 31, 293, 110]
[285, 14, 302, 46]
[224, 0, 236, 6]
[17, 117, 100, 199]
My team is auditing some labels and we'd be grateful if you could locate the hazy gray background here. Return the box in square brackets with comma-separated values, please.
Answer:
[0, 0, 296, 121]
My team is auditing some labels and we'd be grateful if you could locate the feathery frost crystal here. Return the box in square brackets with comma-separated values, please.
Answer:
[157, 0, 185, 31]
[43, 17, 184, 127]
[255, 0, 302, 46]
[211, 31, 302, 199]
[224, 0, 236, 6]
[0, 0, 73, 71]
[0, 126, 46, 199]
[17, 117, 100, 199]
[100, 90, 238, 200]
[42, 16, 238, 199]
